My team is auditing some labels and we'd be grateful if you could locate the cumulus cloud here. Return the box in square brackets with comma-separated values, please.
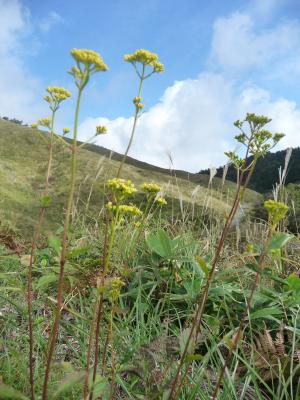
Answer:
[79, 0, 300, 172]
[210, 12, 300, 72]
[0, 0, 45, 122]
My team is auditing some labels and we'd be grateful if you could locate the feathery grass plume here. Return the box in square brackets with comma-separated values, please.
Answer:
[116, 49, 164, 177]
[42, 48, 108, 400]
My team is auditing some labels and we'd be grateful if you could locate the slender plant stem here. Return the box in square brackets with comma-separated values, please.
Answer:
[42, 88, 83, 400]
[27, 110, 56, 400]
[168, 156, 258, 400]
[88, 208, 120, 400]
[211, 227, 273, 399]
[116, 70, 144, 178]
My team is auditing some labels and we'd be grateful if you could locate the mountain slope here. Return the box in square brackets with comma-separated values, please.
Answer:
[0, 118, 261, 235]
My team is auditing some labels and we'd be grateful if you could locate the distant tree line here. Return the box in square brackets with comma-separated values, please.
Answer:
[200, 147, 300, 193]
[1, 116, 27, 126]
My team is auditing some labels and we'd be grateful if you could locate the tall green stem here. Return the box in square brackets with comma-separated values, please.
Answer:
[88, 208, 120, 400]
[168, 157, 257, 400]
[42, 88, 83, 400]
[27, 110, 55, 400]
[116, 71, 144, 178]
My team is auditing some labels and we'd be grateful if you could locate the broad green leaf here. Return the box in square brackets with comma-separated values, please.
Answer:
[48, 235, 61, 256]
[146, 229, 173, 258]
[249, 307, 282, 320]
[268, 233, 293, 253]
[285, 273, 300, 293]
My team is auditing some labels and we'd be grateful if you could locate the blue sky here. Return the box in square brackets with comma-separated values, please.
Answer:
[1, 0, 300, 171]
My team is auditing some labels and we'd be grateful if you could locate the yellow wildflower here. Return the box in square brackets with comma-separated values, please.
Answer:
[107, 178, 137, 197]
[124, 48, 164, 74]
[264, 200, 289, 226]
[63, 128, 70, 135]
[71, 48, 108, 72]
[156, 197, 167, 206]
[96, 125, 107, 135]
[38, 118, 51, 129]
[31, 123, 38, 129]
[141, 182, 161, 194]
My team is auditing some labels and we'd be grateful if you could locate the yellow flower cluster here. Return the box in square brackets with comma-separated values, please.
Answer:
[124, 49, 164, 73]
[47, 86, 71, 101]
[96, 125, 108, 135]
[63, 128, 70, 135]
[264, 200, 289, 226]
[38, 118, 51, 128]
[156, 197, 167, 206]
[141, 182, 161, 194]
[107, 178, 137, 196]
[44, 86, 71, 112]
[133, 96, 144, 110]
[124, 49, 158, 65]
[31, 123, 38, 129]
[71, 48, 108, 72]
[106, 202, 142, 217]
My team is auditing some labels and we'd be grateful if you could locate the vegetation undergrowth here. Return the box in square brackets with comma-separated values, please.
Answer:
[0, 48, 299, 400]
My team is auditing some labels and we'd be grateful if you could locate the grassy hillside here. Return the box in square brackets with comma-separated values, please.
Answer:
[0, 118, 260, 236]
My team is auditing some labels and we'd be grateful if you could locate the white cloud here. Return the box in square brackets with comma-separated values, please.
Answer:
[79, 74, 236, 171]
[39, 11, 64, 33]
[0, 0, 46, 122]
[210, 11, 300, 71]
[79, 73, 300, 171]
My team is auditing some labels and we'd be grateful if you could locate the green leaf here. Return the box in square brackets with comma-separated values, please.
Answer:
[268, 233, 293, 253]
[40, 195, 52, 208]
[249, 307, 282, 320]
[36, 274, 57, 290]
[0, 384, 29, 399]
[146, 229, 173, 258]
[48, 235, 61, 256]
[285, 273, 300, 293]
[195, 256, 209, 277]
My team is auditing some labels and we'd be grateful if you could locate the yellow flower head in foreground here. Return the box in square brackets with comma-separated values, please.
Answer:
[63, 128, 70, 135]
[141, 182, 161, 194]
[107, 178, 137, 197]
[124, 49, 164, 74]
[38, 118, 51, 129]
[106, 202, 142, 217]
[264, 200, 289, 226]
[156, 197, 167, 206]
[44, 86, 71, 111]
[71, 48, 108, 72]
[96, 125, 108, 135]
[31, 123, 38, 129]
